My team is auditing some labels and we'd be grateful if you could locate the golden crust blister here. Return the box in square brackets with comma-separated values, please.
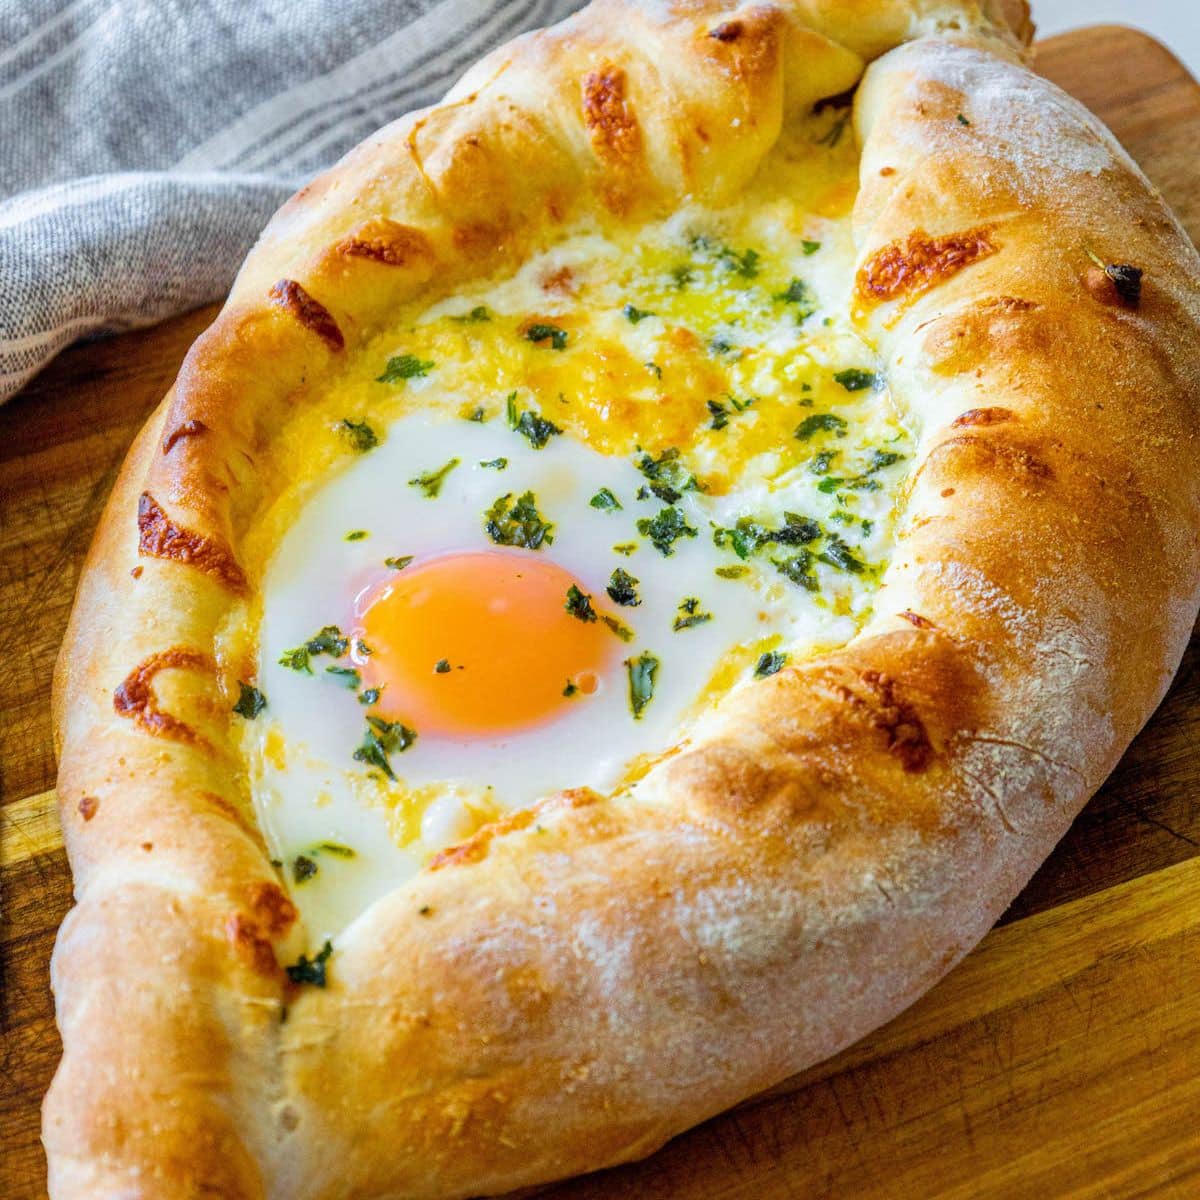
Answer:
[46, 2, 1200, 1197]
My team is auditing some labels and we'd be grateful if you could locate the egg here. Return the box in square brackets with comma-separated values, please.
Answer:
[243, 108, 914, 938]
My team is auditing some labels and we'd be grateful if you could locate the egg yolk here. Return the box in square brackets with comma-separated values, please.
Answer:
[355, 550, 614, 738]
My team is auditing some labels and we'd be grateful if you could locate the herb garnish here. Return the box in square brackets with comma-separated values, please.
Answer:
[408, 457, 460, 498]
[613, 542, 637, 556]
[359, 687, 382, 706]
[606, 567, 641, 607]
[622, 303, 655, 323]
[810, 449, 838, 474]
[865, 449, 902, 473]
[691, 235, 761, 279]
[706, 395, 752, 431]
[485, 491, 554, 549]
[802, 239, 821, 256]
[637, 506, 698, 556]
[318, 842, 356, 857]
[286, 940, 333, 988]
[385, 555, 414, 571]
[353, 715, 417, 780]
[774, 551, 818, 591]
[956, 113, 971, 126]
[450, 305, 491, 323]
[524, 322, 568, 350]
[505, 393, 561, 448]
[563, 680, 579, 697]
[589, 487, 622, 511]
[326, 666, 361, 689]
[795, 413, 848, 440]
[775, 277, 816, 323]
[715, 564, 750, 579]
[565, 585, 598, 623]
[819, 533, 865, 574]
[602, 616, 634, 642]
[634, 447, 701, 504]
[434, 659, 451, 674]
[339, 418, 378, 452]
[625, 651, 659, 719]
[279, 625, 349, 674]
[377, 354, 434, 383]
[673, 597, 712, 631]
[832, 368, 877, 392]
[293, 855, 318, 883]
[754, 650, 788, 678]
[713, 513, 820, 559]
[816, 110, 851, 147]
[479, 457, 508, 470]
[644, 361, 663, 378]
[232, 682, 266, 718]
[345, 530, 368, 541]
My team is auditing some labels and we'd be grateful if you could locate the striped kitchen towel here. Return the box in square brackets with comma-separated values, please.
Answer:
[0, 0, 585, 403]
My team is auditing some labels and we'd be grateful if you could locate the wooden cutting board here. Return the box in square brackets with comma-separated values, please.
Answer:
[3, 24, 1200, 1200]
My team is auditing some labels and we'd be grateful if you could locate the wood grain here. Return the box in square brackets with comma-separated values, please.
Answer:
[2, 26, 1198, 1200]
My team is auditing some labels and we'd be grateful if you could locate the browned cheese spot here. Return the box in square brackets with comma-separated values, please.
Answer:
[858, 228, 996, 304]
[430, 788, 599, 870]
[162, 418, 209, 455]
[137, 491, 248, 594]
[709, 19, 742, 41]
[582, 64, 641, 174]
[78, 795, 99, 821]
[952, 406, 1016, 428]
[130, 565, 143, 579]
[336, 218, 434, 268]
[268, 278, 345, 351]
[113, 647, 215, 745]
[836, 669, 934, 773]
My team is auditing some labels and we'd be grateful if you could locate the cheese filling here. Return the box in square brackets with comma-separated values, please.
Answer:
[237, 108, 912, 939]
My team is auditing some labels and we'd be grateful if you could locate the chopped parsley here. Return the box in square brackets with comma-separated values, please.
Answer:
[625, 652, 659, 719]
[563, 680, 579, 698]
[385, 555, 414, 571]
[690, 234, 761, 279]
[589, 487, 622, 512]
[286, 940, 333, 988]
[754, 650, 789, 678]
[450, 305, 491, 323]
[466, 406, 487, 422]
[715, 564, 749, 580]
[326, 665, 361, 689]
[353, 715, 417, 780]
[602, 615, 634, 643]
[956, 112, 971, 126]
[774, 551, 818, 591]
[672, 597, 712, 631]
[318, 842, 356, 857]
[819, 533, 866, 574]
[644, 361, 663, 378]
[377, 354, 434, 383]
[232, 682, 266, 719]
[408, 457, 460, 499]
[505, 393, 561, 448]
[345, 530, 368, 541]
[709, 334, 739, 357]
[279, 625, 349, 674]
[524, 322, 568, 350]
[485, 491, 554, 549]
[434, 659, 451, 673]
[832, 368, 877, 392]
[338, 418, 378, 452]
[706, 395, 752, 431]
[865, 449, 903, 473]
[479, 457, 508, 470]
[802, 239, 821, 256]
[810, 449, 838, 475]
[565, 585, 598, 623]
[358, 687, 382, 706]
[637, 506, 698, 556]
[293, 855, 318, 883]
[634, 447, 701, 504]
[775, 277, 816, 323]
[606, 567, 641, 607]
[795, 413, 848, 440]
[622, 303, 655, 323]
[713, 513, 820, 559]
[612, 542, 638, 556]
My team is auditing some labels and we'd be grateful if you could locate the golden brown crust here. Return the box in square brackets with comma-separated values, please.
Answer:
[46, 1, 1200, 1197]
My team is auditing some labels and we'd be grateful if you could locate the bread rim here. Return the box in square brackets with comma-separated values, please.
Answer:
[45, 2, 1200, 1196]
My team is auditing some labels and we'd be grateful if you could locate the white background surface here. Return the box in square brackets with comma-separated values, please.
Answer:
[1034, 0, 1200, 77]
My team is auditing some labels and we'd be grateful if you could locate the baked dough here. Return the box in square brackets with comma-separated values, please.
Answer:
[46, 2, 1200, 1197]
